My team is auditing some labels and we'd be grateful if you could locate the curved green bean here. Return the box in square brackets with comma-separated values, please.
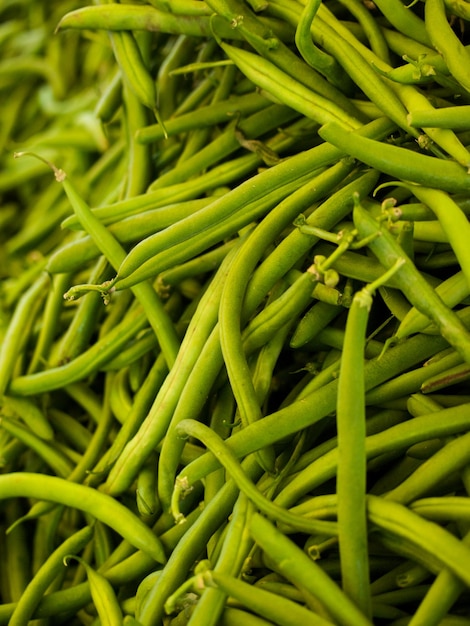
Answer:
[249, 513, 372, 626]
[425, 0, 470, 93]
[0, 473, 166, 563]
[367, 495, 470, 587]
[8, 525, 93, 626]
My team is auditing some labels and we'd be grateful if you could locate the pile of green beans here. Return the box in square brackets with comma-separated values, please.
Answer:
[2, 0, 470, 623]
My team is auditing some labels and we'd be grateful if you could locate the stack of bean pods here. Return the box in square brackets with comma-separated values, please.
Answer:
[2, 0, 470, 623]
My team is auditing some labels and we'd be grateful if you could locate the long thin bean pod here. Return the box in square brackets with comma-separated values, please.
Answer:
[0, 474, 166, 563]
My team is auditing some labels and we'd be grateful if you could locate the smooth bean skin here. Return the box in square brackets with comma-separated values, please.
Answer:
[218, 39, 360, 129]
[169, 328, 452, 491]
[384, 430, 470, 504]
[367, 495, 470, 588]
[0, 273, 49, 396]
[105, 241, 244, 499]
[201, 569, 333, 626]
[8, 525, 93, 626]
[336, 285, 374, 618]
[425, 0, 470, 93]
[172, 418, 338, 535]
[370, 0, 431, 45]
[56, 4, 292, 41]
[7, 306, 148, 396]
[66, 555, 123, 626]
[319, 122, 470, 192]
[0, 473, 166, 563]
[353, 202, 470, 365]
[47, 197, 213, 274]
[249, 514, 373, 626]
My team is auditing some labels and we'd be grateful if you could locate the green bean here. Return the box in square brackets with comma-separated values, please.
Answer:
[122, 124, 388, 292]
[138, 457, 262, 626]
[4, 501, 31, 603]
[0, 473, 166, 562]
[26, 272, 73, 373]
[321, 121, 470, 191]
[397, 270, 469, 338]
[1, 274, 50, 394]
[336, 280, 376, 616]
[365, 343, 465, 407]
[104, 239, 243, 498]
[136, 452, 160, 519]
[420, 360, 469, 393]
[425, 0, 470, 93]
[65, 555, 123, 626]
[87, 352, 168, 485]
[245, 167, 380, 311]
[207, 0, 366, 120]
[112, 176, 312, 293]
[48, 198, 213, 274]
[406, 528, 470, 626]
[149, 104, 299, 191]
[409, 106, 470, 131]
[172, 325, 455, 494]
[387, 183, 470, 290]
[220, 606, 278, 626]
[50, 258, 111, 366]
[8, 525, 93, 626]
[313, 20, 412, 132]
[60, 151, 262, 231]
[291, 301, 343, 348]
[137, 91, 270, 144]
[62, 116, 390, 234]
[158, 240, 238, 288]
[0, 416, 73, 477]
[94, 66, 121, 123]
[384, 430, 470, 504]
[250, 513, 372, 626]
[1, 396, 53, 440]
[218, 170, 340, 469]
[339, 0, 391, 62]
[198, 568, 333, 626]
[218, 40, 361, 128]
[353, 200, 470, 364]
[173, 494, 253, 626]
[156, 164, 359, 507]
[313, 5, 470, 166]
[56, 3, 292, 41]
[369, 0, 431, 46]
[122, 80, 152, 198]
[17, 153, 180, 369]
[106, 29, 156, 114]
[367, 495, 470, 588]
[295, 0, 354, 91]
[172, 418, 338, 535]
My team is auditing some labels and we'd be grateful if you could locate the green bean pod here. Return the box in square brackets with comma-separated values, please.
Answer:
[172, 418, 338, 535]
[200, 568, 333, 626]
[0, 473, 166, 563]
[425, 0, 470, 93]
[385, 430, 470, 503]
[249, 513, 373, 626]
[65, 555, 123, 626]
[336, 284, 372, 618]
[370, 0, 431, 46]
[218, 40, 361, 129]
[352, 200, 470, 364]
[367, 495, 470, 587]
[319, 122, 470, 192]
[8, 525, 93, 626]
